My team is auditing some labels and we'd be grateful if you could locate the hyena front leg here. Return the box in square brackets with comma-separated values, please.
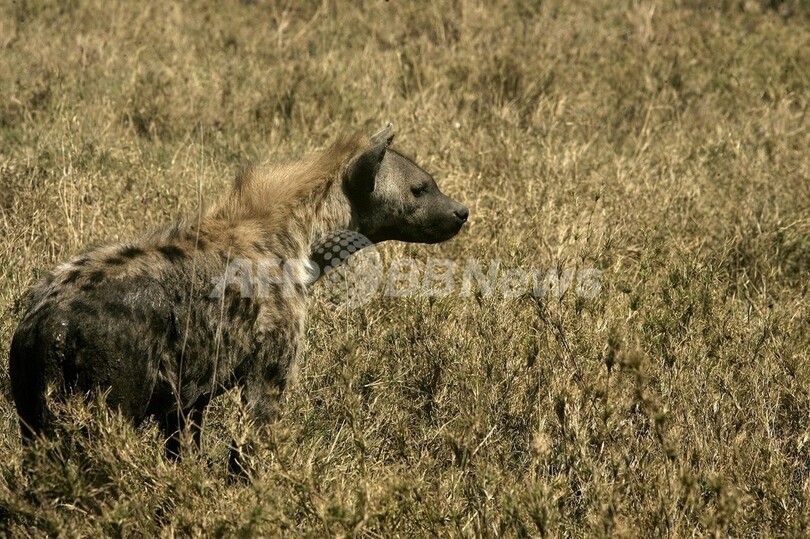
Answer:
[228, 310, 303, 479]
[160, 406, 205, 461]
[228, 371, 288, 480]
[228, 345, 297, 479]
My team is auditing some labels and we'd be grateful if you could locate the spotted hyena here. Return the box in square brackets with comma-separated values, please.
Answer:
[9, 124, 468, 474]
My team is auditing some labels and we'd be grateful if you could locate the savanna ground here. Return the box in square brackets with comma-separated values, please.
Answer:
[1, 0, 809, 536]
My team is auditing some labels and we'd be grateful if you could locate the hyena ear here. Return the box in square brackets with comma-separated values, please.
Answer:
[346, 141, 387, 194]
[370, 123, 395, 146]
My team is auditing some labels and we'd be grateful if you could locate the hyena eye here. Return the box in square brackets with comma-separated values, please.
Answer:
[411, 184, 428, 197]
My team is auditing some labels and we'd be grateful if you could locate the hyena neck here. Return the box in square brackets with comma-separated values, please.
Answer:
[278, 181, 355, 259]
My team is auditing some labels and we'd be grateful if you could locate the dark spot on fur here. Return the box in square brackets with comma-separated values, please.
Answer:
[185, 233, 207, 250]
[73, 257, 90, 267]
[158, 245, 187, 262]
[120, 246, 145, 259]
[273, 293, 286, 314]
[70, 300, 97, 316]
[62, 270, 82, 285]
[79, 271, 105, 290]
[228, 297, 245, 319]
[105, 302, 133, 318]
[275, 233, 296, 255]
[106, 257, 125, 266]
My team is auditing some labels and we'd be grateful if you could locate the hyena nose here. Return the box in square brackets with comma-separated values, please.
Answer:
[454, 206, 469, 223]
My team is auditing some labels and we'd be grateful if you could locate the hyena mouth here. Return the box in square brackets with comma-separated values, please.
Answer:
[423, 226, 465, 244]
[433, 217, 468, 243]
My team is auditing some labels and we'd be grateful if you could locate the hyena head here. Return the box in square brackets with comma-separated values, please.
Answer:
[344, 124, 468, 244]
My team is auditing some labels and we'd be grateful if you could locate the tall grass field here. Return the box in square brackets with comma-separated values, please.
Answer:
[1, 0, 809, 535]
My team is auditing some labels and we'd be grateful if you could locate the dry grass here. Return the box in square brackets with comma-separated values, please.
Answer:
[1, 0, 809, 536]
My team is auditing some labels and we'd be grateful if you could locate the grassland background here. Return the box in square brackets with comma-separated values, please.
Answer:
[1, 0, 809, 536]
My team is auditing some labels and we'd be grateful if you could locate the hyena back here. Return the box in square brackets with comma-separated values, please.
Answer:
[9, 125, 467, 473]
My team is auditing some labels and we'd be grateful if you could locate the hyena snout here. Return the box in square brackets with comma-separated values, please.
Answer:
[454, 205, 469, 223]
[428, 195, 469, 243]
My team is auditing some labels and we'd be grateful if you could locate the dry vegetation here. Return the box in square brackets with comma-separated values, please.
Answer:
[1, 0, 809, 536]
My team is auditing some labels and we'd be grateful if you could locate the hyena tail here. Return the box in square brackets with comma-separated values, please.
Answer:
[8, 317, 63, 443]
